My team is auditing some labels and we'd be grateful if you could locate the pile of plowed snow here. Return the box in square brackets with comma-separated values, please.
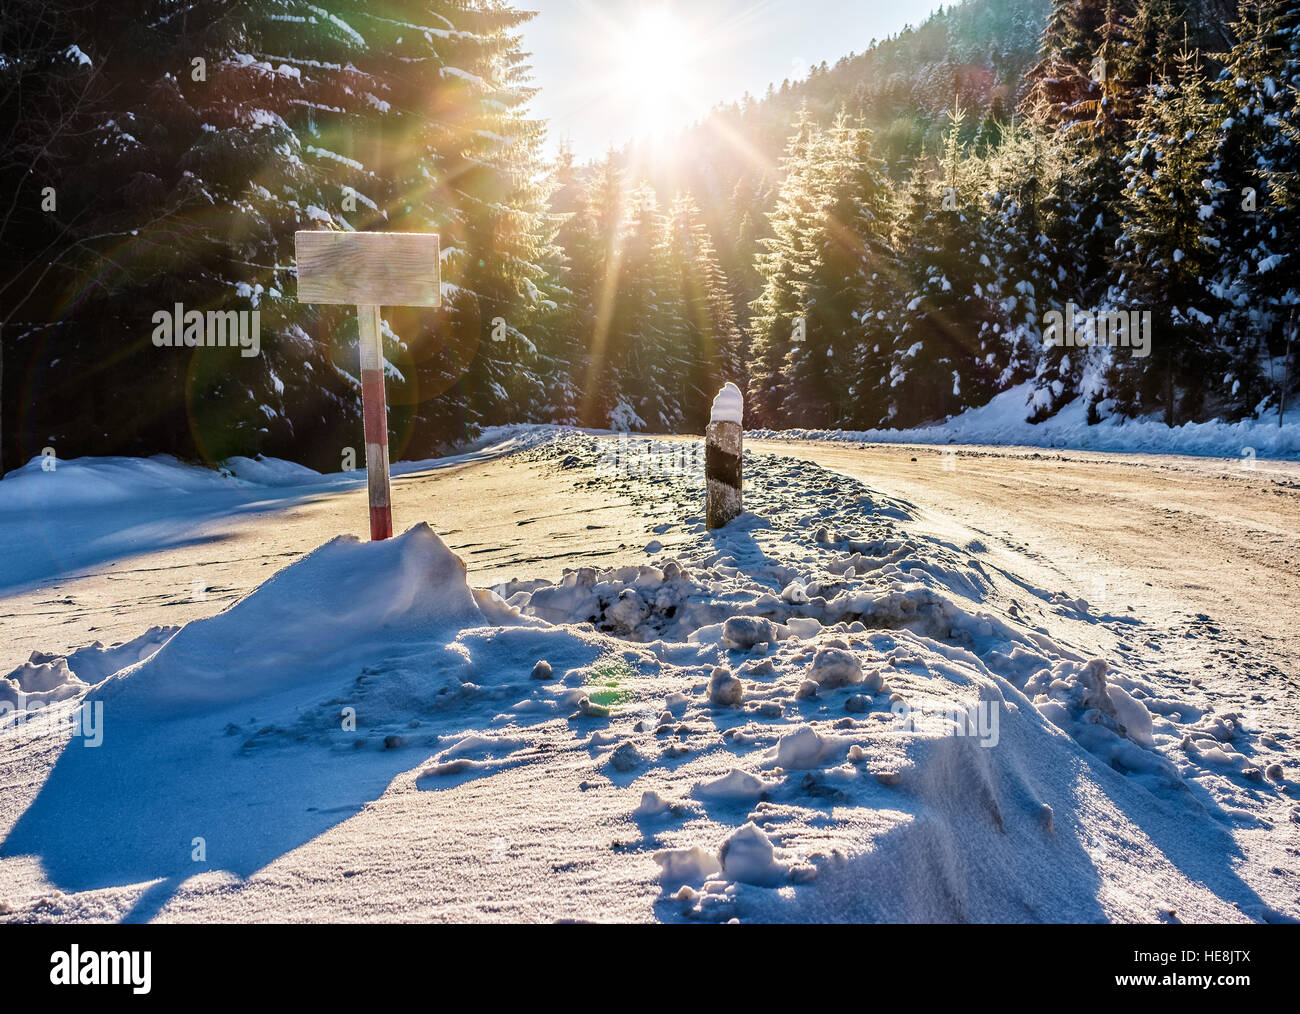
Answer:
[93, 525, 508, 715]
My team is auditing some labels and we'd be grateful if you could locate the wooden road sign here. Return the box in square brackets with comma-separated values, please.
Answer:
[295, 231, 441, 541]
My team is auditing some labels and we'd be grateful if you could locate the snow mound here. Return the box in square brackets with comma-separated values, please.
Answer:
[95, 524, 504, 714]
[0, 659, 85, 710]
[6, 431, 1293, 924]
[1, 628, 176, 713]
[774, 725, 846, 770]
[221, 455, 323, 487]
[695, 768, 774, 801]
[719, 823, 787, 886]
[653, 846, 722, 886]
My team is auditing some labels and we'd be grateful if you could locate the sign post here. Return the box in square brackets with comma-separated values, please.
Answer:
[295, 231, 441, 541]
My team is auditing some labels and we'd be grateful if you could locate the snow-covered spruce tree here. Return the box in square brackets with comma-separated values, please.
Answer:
[974, 95, 1010, 157]
[747, 107, 821, 428]
[780, 118, 849, 429]
[0, 0, 114, 473]
[568, 150, 634, 427]
[1023, 2, 1136, 418]
[981, 115, 1060, 418]
[720, 173, 770, 337]
[787, 111, 899, 430]
[1027, 0, 1114, 124]
[625, 184, 683, 432]
[887, 101, 1001, 427]
[399, 1, 559, 451]
[843, 123, 908, 431]
[573, 162, 682, 432]
[532, 141, 589, 426]
[5, 0, 379, 467]
[1110, 45, 1227, 424]
[1208, 0, 1300, 418]
[1072, 0, 1155, 279]
[663, 194, 746, 431]
[549, 167, 735, 433]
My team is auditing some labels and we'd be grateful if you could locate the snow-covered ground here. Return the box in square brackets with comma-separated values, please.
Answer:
[0, 431, 1296, 922]
[0, 426, 561, 515]
[752, 382, 1300, 460]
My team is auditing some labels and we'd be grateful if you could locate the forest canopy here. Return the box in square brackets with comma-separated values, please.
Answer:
[1, 0, 1296, 471]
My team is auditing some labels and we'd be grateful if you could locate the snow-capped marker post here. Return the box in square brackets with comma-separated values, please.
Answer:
[706, 382, 744, 530]
[295, 231, 441, 541]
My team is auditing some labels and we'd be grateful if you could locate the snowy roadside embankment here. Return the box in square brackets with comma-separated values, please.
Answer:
[0, 427, 572, 515]
[1, 431, 1295, 923]
[0, 454, 324, 512]
[751, 382, 1300, 460]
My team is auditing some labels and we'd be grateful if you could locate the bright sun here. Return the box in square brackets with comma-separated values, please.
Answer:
[617, 7, 692, 136]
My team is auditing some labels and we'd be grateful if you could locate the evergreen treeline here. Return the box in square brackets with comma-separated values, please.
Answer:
[656, 0, 1300, 430]
[1, 0, 1297, 474]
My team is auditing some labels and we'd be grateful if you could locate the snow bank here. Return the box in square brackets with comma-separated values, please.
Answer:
[487, 433, 1294, 923]
[0, 453, 332, 513]
[0, 658, 86, 710]
[1, 627, 177, 714]
[0, 427, 578, 515]
[752, 382, 1300, 460]
[0, 455, 243, 511]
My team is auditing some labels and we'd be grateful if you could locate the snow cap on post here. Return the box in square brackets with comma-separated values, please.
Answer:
[710, 382, 744, 425]
[706, 383, 743, 530]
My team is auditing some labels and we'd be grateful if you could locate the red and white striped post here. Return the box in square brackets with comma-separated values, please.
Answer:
[357, 304, 393, 541]
[296, 232, 441, 541]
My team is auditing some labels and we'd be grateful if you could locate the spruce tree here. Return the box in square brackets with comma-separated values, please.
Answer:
[2, 0, 561, 468]
[789, 111, 899, 429]
[983, 116, 1060, 417]
[665, 194, 746, 430]
[747, 107, 821, 427]
[1112, 44, 1226, 423]
[1210, 0, 1300, 417]
[888, 101, 1000, 426]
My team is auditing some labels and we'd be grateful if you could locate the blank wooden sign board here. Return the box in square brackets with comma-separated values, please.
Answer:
[295, 231, 441, 541]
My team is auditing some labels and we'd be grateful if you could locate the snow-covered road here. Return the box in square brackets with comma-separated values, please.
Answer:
[1, 432, 1296, 923]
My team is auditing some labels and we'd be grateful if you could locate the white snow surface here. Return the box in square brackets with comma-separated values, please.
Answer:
[0, 430, 1296, 923]
[0, 427, 567, 514]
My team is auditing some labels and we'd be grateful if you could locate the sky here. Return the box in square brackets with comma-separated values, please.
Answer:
[523, 0, 946, 158]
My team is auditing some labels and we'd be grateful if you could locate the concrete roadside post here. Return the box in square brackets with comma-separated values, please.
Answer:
[706, 382, 744, 530]
[295, 231, 441, 541]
